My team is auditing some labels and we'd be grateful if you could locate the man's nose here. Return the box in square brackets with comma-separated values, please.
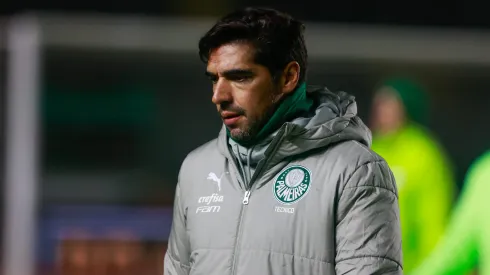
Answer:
[212, 79, 232, 105]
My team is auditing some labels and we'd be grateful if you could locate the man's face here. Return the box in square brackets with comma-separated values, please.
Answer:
[370, 87, 406, 135]
[206, 42, 283, 142]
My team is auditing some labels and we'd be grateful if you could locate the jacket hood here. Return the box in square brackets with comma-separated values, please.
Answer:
[218, 86, 372, 170]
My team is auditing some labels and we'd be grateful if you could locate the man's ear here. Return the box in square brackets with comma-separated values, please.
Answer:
[279, 61, 300, 95]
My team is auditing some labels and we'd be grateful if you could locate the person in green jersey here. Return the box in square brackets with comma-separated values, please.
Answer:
[370, 77, 456, 273]
[412, 150, 490, 274]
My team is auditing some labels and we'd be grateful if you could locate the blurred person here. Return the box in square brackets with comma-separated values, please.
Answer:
[107, 230, 145, 275]
[370, 78, 456, 273]
[55, 229, 92, 275]
[90, 239, 110, 275]
[164, 7, 402, 275]
[411, 150, 490, 275]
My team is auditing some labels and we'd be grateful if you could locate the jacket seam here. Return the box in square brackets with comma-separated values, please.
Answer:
[352, 140, 377, 159]
[339, 160, 382, 199]
[342, 185, 397, 197]
[292, 116, 353, 141]
[239, 248, 333, 264]
[193, 247, 333, 265]
[336, 255, 402, 268]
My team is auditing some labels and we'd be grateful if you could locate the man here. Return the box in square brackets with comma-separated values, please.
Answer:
[164, 7, 402, 275]
[370, 78, 456, 273]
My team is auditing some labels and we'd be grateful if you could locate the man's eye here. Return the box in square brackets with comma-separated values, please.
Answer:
[233, 76, 251, 83]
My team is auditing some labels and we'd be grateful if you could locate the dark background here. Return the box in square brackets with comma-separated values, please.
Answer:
[2, 0, 490, 29]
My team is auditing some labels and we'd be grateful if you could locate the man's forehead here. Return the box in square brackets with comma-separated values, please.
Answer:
[207, 43, 255, 72]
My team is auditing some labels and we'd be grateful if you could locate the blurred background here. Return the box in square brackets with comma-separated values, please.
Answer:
[1, 1, 490, 274]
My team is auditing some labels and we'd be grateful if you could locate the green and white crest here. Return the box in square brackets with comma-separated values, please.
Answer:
[273, 165, 311, 205]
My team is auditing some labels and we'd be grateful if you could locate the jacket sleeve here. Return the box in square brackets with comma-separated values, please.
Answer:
[164, 180, 191, 275]
[335, 160, 403, 275]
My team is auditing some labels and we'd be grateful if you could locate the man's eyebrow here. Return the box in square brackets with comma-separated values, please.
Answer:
[222, 69, 254, 77]
[205, 71, 217, 78]
[205, 69, 254, 78]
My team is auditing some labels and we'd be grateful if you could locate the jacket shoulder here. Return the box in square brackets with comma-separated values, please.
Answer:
[325, 140, 397, 194]
[177, 138, 222, 188]
[185, 138, 221, 163]
[328, 139, 386, 169]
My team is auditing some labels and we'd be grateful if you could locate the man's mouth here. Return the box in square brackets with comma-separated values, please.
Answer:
[221, 112, 242, 126]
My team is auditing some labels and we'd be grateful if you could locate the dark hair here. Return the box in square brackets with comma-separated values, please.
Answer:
[198, 7, 308, 84]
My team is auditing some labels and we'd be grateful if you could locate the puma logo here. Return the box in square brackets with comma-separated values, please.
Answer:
[206, 172, 227, 192]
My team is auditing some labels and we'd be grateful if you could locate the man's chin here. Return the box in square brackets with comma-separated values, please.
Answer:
[227, 127, 253, 143]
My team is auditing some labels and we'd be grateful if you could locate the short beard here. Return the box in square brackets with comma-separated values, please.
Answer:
[228, 117, 260, 143]
[229, 91, 280, 144]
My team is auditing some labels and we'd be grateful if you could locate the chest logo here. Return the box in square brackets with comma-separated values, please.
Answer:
[273, 165, 311, 205]
[207, 172, 227, 192]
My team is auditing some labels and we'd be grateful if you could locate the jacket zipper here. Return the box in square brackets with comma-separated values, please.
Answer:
[242, 191, 251, 205]
[230, 190, 251, 275]
[229, 127, 287, 275]
[229, 153, 279, 275]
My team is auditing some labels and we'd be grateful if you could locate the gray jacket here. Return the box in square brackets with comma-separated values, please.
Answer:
[164, 87, 403, 275]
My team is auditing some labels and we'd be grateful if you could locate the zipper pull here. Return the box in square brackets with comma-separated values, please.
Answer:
[243, 191, 251, 205]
